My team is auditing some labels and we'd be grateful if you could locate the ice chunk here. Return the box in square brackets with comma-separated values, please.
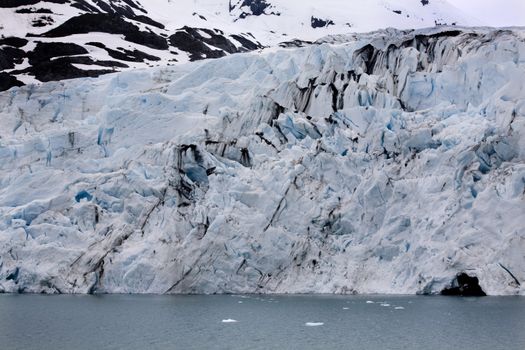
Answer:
[305, 322, 324, 327]
[222, 319, 238, 323]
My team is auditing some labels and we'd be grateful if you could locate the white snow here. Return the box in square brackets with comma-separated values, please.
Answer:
[0, 26, 523, 295]
[139, 0, 480, 45]
[0, 0, 482, 85]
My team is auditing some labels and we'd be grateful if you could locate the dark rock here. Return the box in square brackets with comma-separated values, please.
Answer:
[70, 0, 99, 12]
[230, 34, 262, 51]
[279, 39, 312, 48]
[111, 0, 145, 13]
[0, 0, 41, 7]
[13, 55, 126, 82]
[69, 0, 146, 19]
[441, 273, 487, 296]
[170, 30, 225, 61]
[27, 42, 88, 65]
[93, 0, 136, 17]
[230, 0, 279, 18]
[0, 0, 67, 7]
[241, 0, 272, 16]
[198, 28, 238, 53]
[38, 13, 168, 50]
[0, 73, 24, 92]
[16, 7, 54, 13]
[427, 30, 462, 39]
[311, 16, 334, 28]
[0, 46, 26, 70]
[86, 42, 160, 62]
[32, 15, 55, 27]
[0, 37, 29, 48]
[132, 15, 165, 29]
[192, 12, 207, 21]
[169, 27, 261, 61]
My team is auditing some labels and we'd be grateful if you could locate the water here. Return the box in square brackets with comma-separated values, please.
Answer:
[1, 294, 524, 350]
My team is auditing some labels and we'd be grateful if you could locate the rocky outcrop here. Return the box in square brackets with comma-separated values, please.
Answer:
[0, 0, 477, 91]
[0, 0, 265, 90]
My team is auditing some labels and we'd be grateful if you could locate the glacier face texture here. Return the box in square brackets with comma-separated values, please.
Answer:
[0, 27, 524, 295]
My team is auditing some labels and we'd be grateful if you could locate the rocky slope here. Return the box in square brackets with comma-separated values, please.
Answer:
[0, 0, 475, 90]
[0, 26, 523, 295]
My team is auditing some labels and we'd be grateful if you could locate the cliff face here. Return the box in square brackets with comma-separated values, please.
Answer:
[0, 27, 524, 295]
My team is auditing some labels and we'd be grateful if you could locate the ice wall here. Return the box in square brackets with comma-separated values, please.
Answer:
[0, 27, 524, 295]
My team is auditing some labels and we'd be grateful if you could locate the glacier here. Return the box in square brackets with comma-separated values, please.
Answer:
[0, 27, 524, 295]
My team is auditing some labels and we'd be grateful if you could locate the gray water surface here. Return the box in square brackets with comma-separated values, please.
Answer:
[0, 294, 524, 350]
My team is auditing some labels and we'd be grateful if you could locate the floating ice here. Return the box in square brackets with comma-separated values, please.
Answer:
[222, 319, 238, 323]
[305, 322, 324, 327]
[394, 306, 405, 310]
[366, 301, 375, 304]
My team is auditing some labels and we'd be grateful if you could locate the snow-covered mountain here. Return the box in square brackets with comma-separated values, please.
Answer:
[0, 0, 476, 90]
[0, 26, 523, 295]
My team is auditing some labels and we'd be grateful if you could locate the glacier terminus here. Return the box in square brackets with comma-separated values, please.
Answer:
[0, 26, 524, 296]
